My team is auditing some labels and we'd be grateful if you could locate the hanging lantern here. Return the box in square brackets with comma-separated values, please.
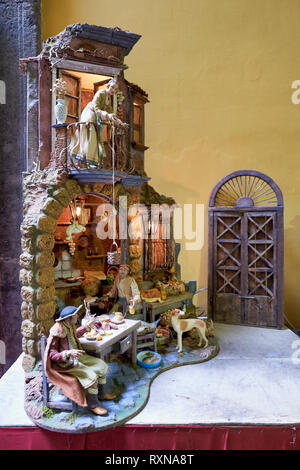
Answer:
[69, 198, 88, 225]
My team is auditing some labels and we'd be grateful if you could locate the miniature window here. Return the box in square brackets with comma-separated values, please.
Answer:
[133, 99, 144, 145]
[57, 71, 114, 137]
[58, 72, 114, 124]
[59, 71, 81, 123]
[144, 212, 175, 273]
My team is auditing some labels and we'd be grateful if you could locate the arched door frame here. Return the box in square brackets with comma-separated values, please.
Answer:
[208, 170, 284, 328]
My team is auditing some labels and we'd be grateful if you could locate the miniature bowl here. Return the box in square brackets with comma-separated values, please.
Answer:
[136, 350, 162, 369]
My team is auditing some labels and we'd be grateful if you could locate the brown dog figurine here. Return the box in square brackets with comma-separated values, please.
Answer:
[171, 309, 209, 353]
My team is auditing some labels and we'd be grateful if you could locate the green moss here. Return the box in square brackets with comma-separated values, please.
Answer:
[140, 183, 176, 206]
[112, 377, 126, 401]
[42, 406, 59, 419]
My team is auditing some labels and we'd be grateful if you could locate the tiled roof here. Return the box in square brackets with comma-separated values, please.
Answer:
[45, 24, 141, 56]
[125, 80, 149, 99]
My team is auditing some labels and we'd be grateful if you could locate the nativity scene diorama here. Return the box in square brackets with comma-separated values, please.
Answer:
[19, 23, 218, 433]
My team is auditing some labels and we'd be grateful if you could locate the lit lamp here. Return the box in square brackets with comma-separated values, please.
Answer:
[75, 204, 82, 219]
[70, 198, 86, 224]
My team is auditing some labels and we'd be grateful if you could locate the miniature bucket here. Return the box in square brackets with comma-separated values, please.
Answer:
[107, 241, 121, 265]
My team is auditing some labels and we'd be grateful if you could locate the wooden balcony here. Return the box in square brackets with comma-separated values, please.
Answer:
[52, 121, 133, 182]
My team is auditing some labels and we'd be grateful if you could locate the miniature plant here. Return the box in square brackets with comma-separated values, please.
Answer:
[52, 78, 67, 99]
[42, 406, 59, 419]
[66, 411, 79, 425]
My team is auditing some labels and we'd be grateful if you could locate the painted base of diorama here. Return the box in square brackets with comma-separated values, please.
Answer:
[25, 338, 219, 434]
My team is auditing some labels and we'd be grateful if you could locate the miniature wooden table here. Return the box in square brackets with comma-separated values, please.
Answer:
[145, 292, 194, 322]
[79, 319, 141, 364]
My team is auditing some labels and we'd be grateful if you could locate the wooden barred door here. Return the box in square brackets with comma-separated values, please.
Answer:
[208, 171, 284, 328]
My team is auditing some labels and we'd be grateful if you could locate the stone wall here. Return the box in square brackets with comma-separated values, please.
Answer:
[20, 172, 82, 371]
[0, 0, 42, 374]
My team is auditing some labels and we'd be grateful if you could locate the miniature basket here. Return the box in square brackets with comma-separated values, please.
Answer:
[107, 241, 121, 265]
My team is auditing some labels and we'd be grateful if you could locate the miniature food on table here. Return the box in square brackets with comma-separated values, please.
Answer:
[111, 312, 125, 324]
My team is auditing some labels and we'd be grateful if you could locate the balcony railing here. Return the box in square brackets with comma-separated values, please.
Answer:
[52, 121, 130, 173]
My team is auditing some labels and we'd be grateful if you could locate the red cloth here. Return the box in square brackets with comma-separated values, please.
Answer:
[44, 322, 88, 407]
[48, 325, 86, 364]
[0, 426, 299, 450]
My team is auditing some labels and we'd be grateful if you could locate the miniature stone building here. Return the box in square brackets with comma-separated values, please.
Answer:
[19, 24, 178, 372]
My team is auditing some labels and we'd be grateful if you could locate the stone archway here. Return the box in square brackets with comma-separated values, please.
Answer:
[20, 170, 147, 371]
[20, 174, 136, 371]
[20, 177, 84, 371]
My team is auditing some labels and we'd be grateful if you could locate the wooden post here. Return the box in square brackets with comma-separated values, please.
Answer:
[52, 124, 68, 170]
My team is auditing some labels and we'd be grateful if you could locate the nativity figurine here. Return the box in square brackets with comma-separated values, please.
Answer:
[70, 77, 128, 167]
[44, 305, 115, 416]
[108, 264, 140, 316]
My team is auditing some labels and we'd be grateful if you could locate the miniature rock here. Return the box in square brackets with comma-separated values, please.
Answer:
[43, 197, 64, 218]
[22, 337, 28, 353]
[83, 184, 92, 193]
[21, 237, 34, 254]
[37, 214, 57, 233]
[20, 253, 34, 270]
[20, 223, 36, 237]
[52, 187, 71, 207]
[25, 402, 43, 420]
[24, 372, 43, 400]
[36, 250, 55, 268]
[19, 269, 34, 286]
[36, 233, 55, 251]
[22, 354, 36, 372]
[21, 286, 35, 303]
[93, 183, 104, 193]
[27, 339, 37, 356]
[36, 268, 55, 287]
[65, 179, 82, 199]
[21, 319, 36, 339]
[36, 301, 56, 321]
[37, 319, 54, 337]
[21, 301, 35, 321]
[36, 286, 56, 304]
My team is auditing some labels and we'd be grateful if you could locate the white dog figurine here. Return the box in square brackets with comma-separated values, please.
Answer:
[171, 309, 209, 353]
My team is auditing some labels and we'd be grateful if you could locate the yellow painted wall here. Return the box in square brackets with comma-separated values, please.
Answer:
[43, 0, 300, 328]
